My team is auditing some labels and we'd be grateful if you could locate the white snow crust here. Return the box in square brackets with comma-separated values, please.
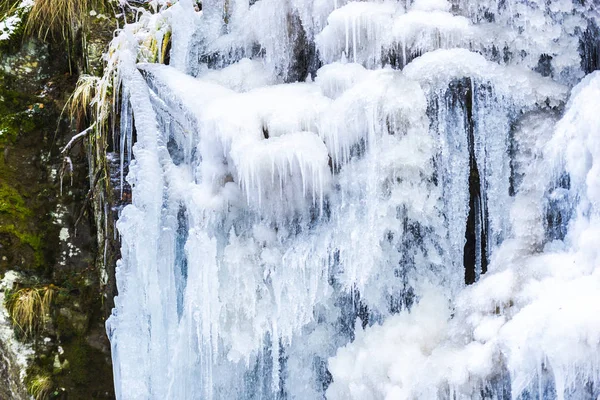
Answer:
[104, 1, 600, 399]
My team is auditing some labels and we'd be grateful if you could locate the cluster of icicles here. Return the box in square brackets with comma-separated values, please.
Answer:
[105, 0, 600, 399]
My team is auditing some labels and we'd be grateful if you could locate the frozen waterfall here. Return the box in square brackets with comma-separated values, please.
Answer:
[105, 0, 600, 398]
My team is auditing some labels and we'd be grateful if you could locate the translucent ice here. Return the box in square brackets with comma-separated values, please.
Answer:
[105, 1, 600, 399]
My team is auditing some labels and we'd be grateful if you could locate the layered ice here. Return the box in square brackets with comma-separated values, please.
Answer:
[105, 1, 600, 399]
[326, 71, 600, 400]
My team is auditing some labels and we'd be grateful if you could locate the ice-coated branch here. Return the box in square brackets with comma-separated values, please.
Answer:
[61, 123, 96, 154]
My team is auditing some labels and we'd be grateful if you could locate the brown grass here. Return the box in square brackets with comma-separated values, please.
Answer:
[5, 285, 56, 336]
[0, 0, 112, 42]
[26, 0, 97, 41]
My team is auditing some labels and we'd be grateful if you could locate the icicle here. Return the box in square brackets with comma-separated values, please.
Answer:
[107, 2, 600, 399]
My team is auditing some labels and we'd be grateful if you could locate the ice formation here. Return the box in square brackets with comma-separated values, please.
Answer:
[105, 0, 600, 399]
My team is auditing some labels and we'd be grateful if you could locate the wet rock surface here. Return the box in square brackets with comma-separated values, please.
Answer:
[0, 23, 115, 400]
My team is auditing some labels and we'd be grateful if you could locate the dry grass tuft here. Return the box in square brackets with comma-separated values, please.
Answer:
[6, 285, 55, 336]
[0, 0, 113, 42]
[25, 0, 99, 41]
[27, 374, 53, 400]
[7, 288, 43, 335]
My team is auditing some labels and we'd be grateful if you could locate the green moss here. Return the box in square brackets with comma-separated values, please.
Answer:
[64, 337, 88, 385]
[55, 308, 89, 338]
[0, 112, 44, 146]
[0, 180, 44, 268]
[2, 111, 38, 133]
[0, 78, 52, 146]
[0, 180, 32, 219]
[58, 337, 113, 398]
[0, 70, 56, 271]
[0, 196, 43, 271]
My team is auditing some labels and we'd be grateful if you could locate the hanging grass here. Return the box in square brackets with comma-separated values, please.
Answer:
[26, 0, 112, 41]
[0, 0, 116, 75]
[0, 0, 111, 41]
[65, 74, 100, 120]
[26, 0, 89, 41]
[39, 284, 56, 317]
[60, 63, 118, 154]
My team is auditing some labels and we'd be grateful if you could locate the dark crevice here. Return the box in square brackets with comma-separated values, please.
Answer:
[175, 206, 188, 320]
[535, 53, 553, 77]
[163, 37, 171, 65]
[195, 43, 264, 75]
[580, 20, 600, 74]
[287, 13, 319, 82]
[545, 173, 571, 242]
[455, 78, 488, 285]
[383, 43, 423, 70]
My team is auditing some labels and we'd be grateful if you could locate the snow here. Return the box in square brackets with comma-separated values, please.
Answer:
[410, 0, 451, 12]
[199, 58, 278, 92]
[104, 0, 600, 399]
[316, 1, 402, 67]
[314, 62, 369, 99]
[0, 272, 34, 397]
[319, 67, 427, 167]
[232, 131, 330, 214]
[391, 10, 474, 67]
[0, 0, 33, 41]
[403, 48, 568, 106]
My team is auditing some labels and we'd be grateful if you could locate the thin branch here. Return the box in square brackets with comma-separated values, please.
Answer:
[61, 123, 96, 154]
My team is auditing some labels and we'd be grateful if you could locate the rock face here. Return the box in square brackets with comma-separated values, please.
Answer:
[0, 273, 31, 399]
[0, 22, 115, 400]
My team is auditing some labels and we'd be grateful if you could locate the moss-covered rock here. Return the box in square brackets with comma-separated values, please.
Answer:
[0, 20, 115, 399]
[0, 73, 51, 271]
